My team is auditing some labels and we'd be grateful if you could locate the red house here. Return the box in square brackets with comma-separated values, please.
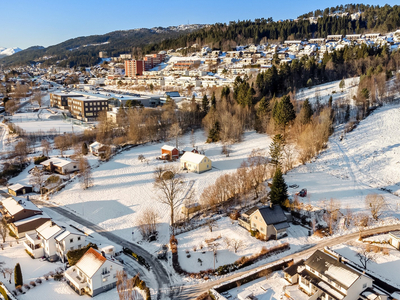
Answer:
[161, 145, 179, 161]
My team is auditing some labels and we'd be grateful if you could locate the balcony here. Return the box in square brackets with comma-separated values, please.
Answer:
[65, 268, 87, 291]
[24, 234, 44, 258]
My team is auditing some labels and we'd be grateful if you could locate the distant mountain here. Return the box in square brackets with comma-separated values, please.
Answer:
[0, 47, 22, 58]
[0, 25, 205, 68]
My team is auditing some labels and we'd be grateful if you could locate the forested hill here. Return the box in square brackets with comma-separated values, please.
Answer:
[143, 4, 400, 54]
[3, 4, 400, 68]
[0, 26, 204, 68]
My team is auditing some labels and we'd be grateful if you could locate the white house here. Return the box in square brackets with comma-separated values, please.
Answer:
[35, 221, 64, 261]
[56, 230, 86, 262]
[180, 152, 212, 174]
[40, 157, 79, 174]
[298, 250, 373, 300]
[89, 141, 103, 155]
[65, 247, 124, 296]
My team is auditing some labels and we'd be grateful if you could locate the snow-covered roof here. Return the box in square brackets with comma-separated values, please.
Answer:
[8, 183, 30, 191]
[1, 196, 41, 215]
[76, 248, 107, 278]
[40, 157, 75, 168]
[89, 141, 102, 148]
[36, 221, 64, 240]
[180, 152, 208, 164]
[55, 229, 85, 242]
[161, 145, 176, 151]
[318, 281, 345, 299]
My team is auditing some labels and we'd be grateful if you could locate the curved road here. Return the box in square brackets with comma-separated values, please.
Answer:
[32, 199, 170, 300]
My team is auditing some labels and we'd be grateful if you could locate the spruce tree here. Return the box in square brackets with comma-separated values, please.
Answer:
[82, 142, 88, 156]
[273, 95, 296, 128]
[202, 95, 209, 113]
[14, 263, 22, 287]
[299, 99, 313, 125]
[269, 134, 285, 169]
[210, 92, 216, 109]
[328, 95, 333, 108]
[270, 167, 288, 205]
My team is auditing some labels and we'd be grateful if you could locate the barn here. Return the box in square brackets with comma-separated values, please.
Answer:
[180, 152, 212, 174]
[161, 145, 179, 160]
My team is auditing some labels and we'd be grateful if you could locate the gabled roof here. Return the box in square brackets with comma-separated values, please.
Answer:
[12, 213, 50, 227]
[40, 157, 75, 168]
[305, 250, 361, 289]
[55, 229, 85, 242]
[242, 206, 258, 218]
[180, 152, 208, 164]
[253, 205, 287, 225]
[36, 221, 64, 240]
[165, 91, 180, 97]
[75, 248, 107, 278]
[284, 259, 305, 276]
[1, 196, 41, 215]
[161, 145, 177, 151]
[8, 183, 31, 192]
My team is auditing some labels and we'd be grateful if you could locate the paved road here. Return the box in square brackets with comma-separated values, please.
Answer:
[174, 223, 400, 300]
[32, 199, 171, 300]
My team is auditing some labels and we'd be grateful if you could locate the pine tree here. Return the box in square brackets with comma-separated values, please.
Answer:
[270, 167, 288, 205]
[210, 91, 216, 109]
[273, 95, 296, 128]
[269, 134, 285, 169]
[345, 105, 350, 122]
[328, 95, 333, 108]
[82, 142, 88, 156]
[299, 99, 313, 125]
[14, 263, 22, 287]
[202, 95, 209, 113]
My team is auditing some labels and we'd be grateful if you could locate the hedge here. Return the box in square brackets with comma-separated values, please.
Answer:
[0, 285, 9, 300]
[66, 243, 98, 266]
[122, 247, 150, 270]
[34, 156, 49, 165]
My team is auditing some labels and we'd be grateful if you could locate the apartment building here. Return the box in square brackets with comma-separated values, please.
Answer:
[173, 60, 201, 70]
[67, 95, 109, 121]
[50, 92, 84, 109]
[144, 53, 166, 70]
[125, 60, 145, 77]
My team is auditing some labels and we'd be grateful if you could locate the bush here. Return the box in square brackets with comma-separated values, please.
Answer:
[23, 284, 30, 290]
[35, 278, 42, 284]
[30, 281, 36, 287]
[122, 247, 150, 270]
[46, 175, 60, 184]
[25, 249, 34, 259]
[9, 230, 16, 238]
[53, 273, 63, 281]
[34, 156, 48, 165]
[66, 243, 97, 266]
[0, 285, 9, 300]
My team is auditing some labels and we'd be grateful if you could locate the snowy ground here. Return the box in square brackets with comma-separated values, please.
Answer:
[333, 242, 400, 289]
[177, 218, 310, 272]
[224, 271, 288, 300]
[284, 102, 400, 225]
[296, 77, 359, 105]
[45, 131, 272, 253]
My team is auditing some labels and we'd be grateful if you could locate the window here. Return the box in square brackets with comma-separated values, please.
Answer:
[363, 283, 367, 289]
[78, 237, 81, 241]
[70, 238, 73, 243]
[78, 244, 81, 249]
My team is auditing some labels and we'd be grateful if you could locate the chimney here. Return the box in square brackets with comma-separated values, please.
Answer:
[337, 255, 342, 263]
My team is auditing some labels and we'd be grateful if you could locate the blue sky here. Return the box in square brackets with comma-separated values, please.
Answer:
[1, 0, 398, 49]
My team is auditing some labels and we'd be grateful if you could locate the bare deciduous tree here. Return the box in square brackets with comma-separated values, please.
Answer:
[0, 218, 8, 243]
[33, 90, 43, 107]
[356, 245, 376, 269]
[54, 135, 69, 156]
[168, 123, 182, 149]
[153, 166, 184, 235]
[365, 194, 386, 221]
[322, 198, 341, 235]
[116, 270, 140, 300]
[247, 149, 270, 199]
[136, 208, 159, 239]
[41, 139, 51, 157]
[79, 157, 93, 190]
[206, 219, 218, 232]
[30, 166, 45, 195]
[230, 239, 244, 253]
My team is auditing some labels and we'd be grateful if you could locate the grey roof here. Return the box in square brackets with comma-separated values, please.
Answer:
[257, 205, 288, 225]
[284, 259, 304, 276]
[243, 206, 258, 218]
[165, 91, 180, 97]
[274, 221, 290, 230]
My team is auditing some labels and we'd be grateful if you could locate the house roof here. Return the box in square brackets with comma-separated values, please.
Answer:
[284, 259, 305, 276]
[242, 206, 258, 218]
[89, 141, 102, 149]
[274, 221, 290, 230]
[12, 213, 50, 227]
[305, 250, 361, 289]
[40, 157, 75, 168]
[254, 205, 288, 225]
[36, 221, 64, 240]
[1, 196, 41, 216]
[300, 269, 346, 300]
[161, 145, 177, 151]
[180, 152, 208, 164]
[165, 91, 180, 97]
[76, 248, 107, 278]
[8, 183, 31, 192]
[55, 229, 85, 242]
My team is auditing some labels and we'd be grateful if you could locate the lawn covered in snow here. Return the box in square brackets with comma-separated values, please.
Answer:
[48, 131, 273, 250]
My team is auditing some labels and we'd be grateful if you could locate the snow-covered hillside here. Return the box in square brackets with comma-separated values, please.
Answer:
[0, 46, 22, 57]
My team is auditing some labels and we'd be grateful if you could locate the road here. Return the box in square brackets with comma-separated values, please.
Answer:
[174, 223, 400, 300]
[32, 199, 171, 300]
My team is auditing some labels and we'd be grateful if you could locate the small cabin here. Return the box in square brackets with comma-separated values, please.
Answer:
[8, 184, 33, 196]
[161, 145, 179, 161]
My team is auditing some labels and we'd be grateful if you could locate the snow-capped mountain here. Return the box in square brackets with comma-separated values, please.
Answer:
[0, 47, 22, 58]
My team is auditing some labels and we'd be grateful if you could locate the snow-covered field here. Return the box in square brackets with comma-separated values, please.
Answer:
[285, 102, 400, 222]
[177, 218, 310, 272]
[333, 242, 400, 289]
[296, 77, 359, 105]
[48, 131, 272, 250]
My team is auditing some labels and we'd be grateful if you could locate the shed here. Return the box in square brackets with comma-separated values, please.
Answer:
[161, 145, 179, 160]
[180, 152, 212, 174]
[8, 184, 33, 196]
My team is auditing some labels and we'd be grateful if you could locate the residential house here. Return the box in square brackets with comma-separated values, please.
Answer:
[89, 141, 103, 155]
[161, 145, 179, 160]
[35, 221, 64, 261]
[239, 205, 290, 240]
[180, 152, 212, 174]
[389, 232, 400, 250]
[65, 247, 124, 296]
[7, 183, 32, 196]
[298, 250, 373, 300]
[283, 259, 305, 284]
[55, 230, 86, 262]
[40, 157, 79, 174]
[1, 196, 42, 223]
